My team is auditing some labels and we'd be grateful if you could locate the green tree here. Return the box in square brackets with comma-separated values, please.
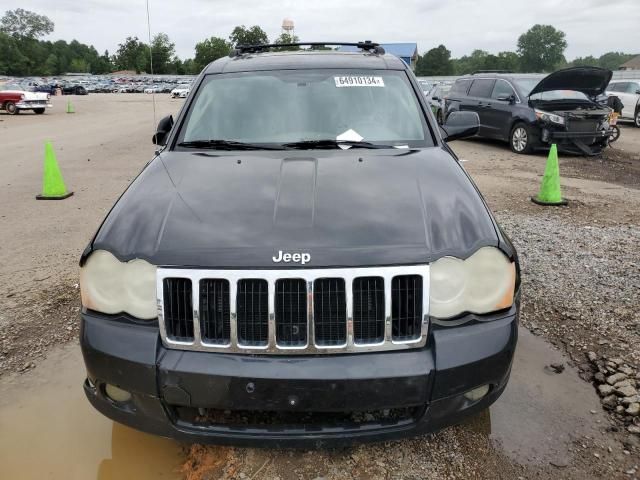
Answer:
[69, 57, 89, 72]
[113, 36, 148, 73]
[415, 45, 453, 76]
[569, 55, 598, 67]
[273, 32, 300, 51]
[150, 33, 175, 74]
[597, 51, 637, 70]
[0, 8, 53, 39]
[194, 36, 231, 70]
[44, 53, 60, 75]
[229, 25, 268, 47]
[0, 32, 29, 74]
[517, 24, 567, 72]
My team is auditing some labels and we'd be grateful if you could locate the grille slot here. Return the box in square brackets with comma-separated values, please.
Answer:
[391, 275, 423, 341]
[275, 279, 308, 346]
[236, 279, 269, 346]
[163, 278, 194, 341]
[353, 277, 385, 344]
[313, 278, 347, 346]
[199, 279, 230, 344]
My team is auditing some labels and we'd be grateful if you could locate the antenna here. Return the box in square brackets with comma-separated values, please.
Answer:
[145, 0, 157, 130]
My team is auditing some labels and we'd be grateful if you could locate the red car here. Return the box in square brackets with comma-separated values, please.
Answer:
[0, 89, 52, 115]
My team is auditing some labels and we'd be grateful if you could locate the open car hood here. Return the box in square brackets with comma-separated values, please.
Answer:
[528, 67, 612, 98]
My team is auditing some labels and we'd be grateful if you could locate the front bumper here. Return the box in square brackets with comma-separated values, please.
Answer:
[16, 102, 52, 110]
[81, 304, 518, 447]
[540, 125, 610, 155]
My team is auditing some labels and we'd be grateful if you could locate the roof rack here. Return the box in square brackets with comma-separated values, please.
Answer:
[470, 70, 514, 75]
[229, 41, 386, 57]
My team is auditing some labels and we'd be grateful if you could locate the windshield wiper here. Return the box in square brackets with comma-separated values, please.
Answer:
[281, 139, 391, 149]
[177, 139, 283, 150]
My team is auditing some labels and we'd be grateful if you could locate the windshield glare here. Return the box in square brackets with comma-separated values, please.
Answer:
[179, 70, 430, 147]
[514, 78, 590, 101]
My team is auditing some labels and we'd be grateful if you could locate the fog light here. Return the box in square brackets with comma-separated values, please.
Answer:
[463, 384, 490, 402]
[105, 383, 132, 403]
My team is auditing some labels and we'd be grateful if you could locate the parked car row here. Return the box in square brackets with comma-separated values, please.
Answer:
[1, 74, 196, 97]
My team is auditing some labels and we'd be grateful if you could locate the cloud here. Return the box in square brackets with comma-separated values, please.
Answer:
[18, 0, 640, 59]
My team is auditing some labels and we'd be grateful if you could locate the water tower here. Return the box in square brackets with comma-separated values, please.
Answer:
[282, 18, 295, 37]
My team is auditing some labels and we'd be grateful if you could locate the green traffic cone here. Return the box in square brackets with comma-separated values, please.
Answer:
[36, 142, 74, 200]
[66, 100, 75, 114]
[531, 144, 567, 206]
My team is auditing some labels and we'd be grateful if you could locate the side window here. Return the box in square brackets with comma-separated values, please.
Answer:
[450, 79, 472, 97]
[468, 79, 495, 98]
[610, 82, 626, 92]
[491, 80, 516, 100]
[627, 82, 640, 94]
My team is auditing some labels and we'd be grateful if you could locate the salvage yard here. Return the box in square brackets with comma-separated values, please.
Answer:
[0, 94, 639, 479]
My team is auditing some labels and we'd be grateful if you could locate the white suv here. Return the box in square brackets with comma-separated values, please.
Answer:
[606, 80, 640, 127]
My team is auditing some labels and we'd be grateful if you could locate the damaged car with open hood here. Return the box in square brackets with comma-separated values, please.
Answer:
[445, 66, 614, 155]
[79, 42, 520, 447]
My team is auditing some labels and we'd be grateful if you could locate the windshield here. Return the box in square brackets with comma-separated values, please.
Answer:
[178, 69, 430, 148]
[514, 77, 590, 101]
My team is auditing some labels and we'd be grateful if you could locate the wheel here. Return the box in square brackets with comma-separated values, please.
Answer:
[509, 122, 533, 154]
[5, 102, 18, 115]
[608, 125, 620, 143]
[436, 109, 444, 125]
[33, 108, 45, 114]
[634, 109, 640, 128]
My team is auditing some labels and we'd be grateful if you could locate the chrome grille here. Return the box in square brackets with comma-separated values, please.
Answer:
[157, 266, 429, 354]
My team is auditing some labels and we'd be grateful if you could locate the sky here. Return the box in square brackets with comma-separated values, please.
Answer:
[12, 0, 640, 60]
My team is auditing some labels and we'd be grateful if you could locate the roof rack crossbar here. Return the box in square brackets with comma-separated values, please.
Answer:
[229, 41, 385, 57]
[470, 70, 514, 75]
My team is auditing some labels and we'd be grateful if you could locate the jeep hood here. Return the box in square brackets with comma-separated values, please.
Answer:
[87, 148, 500, 268]
[528, 66, 612, 98]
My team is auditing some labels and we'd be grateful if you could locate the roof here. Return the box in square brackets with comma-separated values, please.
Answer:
[205, 50, 408, 74]
[620, 55, 640, 70]
[337, 43, 418, 59]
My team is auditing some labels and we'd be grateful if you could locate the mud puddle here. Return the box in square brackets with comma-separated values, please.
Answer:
[0, 329, 613, 479]
[488, 329, 612, 466]
[0, 344, 184, 480]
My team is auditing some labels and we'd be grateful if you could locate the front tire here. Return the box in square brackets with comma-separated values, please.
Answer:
[634, 109, 640, 128]
[33, 108, 45, 114]
[5, 101, 18, 115]
[509, 122, 533, 154]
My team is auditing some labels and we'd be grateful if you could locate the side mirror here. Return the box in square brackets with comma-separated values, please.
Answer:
[152, 115, 174, 145]
[441, 111, 479, 142]
[636, 89, 640, 95]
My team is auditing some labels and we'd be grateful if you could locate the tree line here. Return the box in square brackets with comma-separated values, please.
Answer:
[415, 25, 637, 76]
[0, 9, 636, 77]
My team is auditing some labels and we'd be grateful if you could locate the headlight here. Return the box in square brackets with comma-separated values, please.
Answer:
[430, 247, 515, 319]
[80, 250, 157, 319]
[534, 109, 565, 125]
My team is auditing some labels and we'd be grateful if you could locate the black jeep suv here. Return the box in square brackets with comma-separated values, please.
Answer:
[445, 67, 613, 155]
[79, 42, 520, 447]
